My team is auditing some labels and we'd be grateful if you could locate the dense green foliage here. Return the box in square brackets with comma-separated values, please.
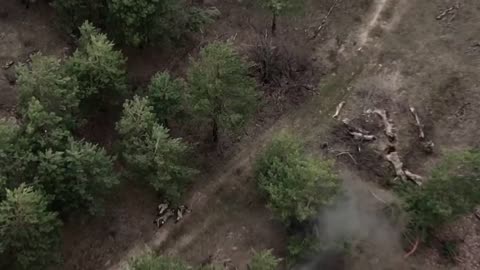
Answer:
[147, 71, 185, 124]
[256, 134, 339, 225]
[249, 250, 280, 270]
[52, 0, 212, 47]
[34, 140, 118, 215]
[116, 96, 196, 203]
[16, 54, 80, 127]
[128, 254, 189, 270]
[66, 22, 128, 109]
[0, 185, 61, 270]
[187, 41, 257, 142]
[398, 151, 480, 239]
[22, 98, 70, 152]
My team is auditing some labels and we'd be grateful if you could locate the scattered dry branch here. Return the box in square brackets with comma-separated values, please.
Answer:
[332, 101, 346, 119]
[409, 107, 425, 139]
[349, 132, 376, 142]
[404, 237, 420, 258]
[311, 0, 340, 39]
[368, 109, 395, 141]
[336, 151, 357, 164]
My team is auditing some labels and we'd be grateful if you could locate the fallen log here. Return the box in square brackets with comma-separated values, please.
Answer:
[332, 101, 346, 119]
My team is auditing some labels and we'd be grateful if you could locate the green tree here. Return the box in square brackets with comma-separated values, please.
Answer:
[0, 119, 31, 192]
[399, 151, 480, 239]
[21, 98, 70, 153]
[116, 96, 196, 203]
[34, 140, 118, 215]
[128, 254, 189, 270]
[16, 54, 80, 127]
[65, 21, 128, 111]
[187, 42, 257, 143]
[0, 185, 61, 270]
[109, 0, 211, 46]
[256, 134, 339, 225]
[260, 0, 305, 35]
[147, 71, 185, 126]
[249, 250, 280, 270]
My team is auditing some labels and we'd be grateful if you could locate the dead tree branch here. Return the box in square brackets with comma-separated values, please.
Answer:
[405, 170, 423, 186]
[404, 237, 420, 258]
[349, 132, 376, 142]
[409, 107, 425, 139]
[332, 101, 346, 119]
[311, 0, 340, 39]
[368, 109, 396, 141]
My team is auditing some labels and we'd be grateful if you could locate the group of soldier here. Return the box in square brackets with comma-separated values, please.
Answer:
[154, 202, 191, 228]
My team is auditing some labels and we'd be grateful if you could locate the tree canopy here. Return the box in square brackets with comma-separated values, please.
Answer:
[147, 71, 185, 125]
[116, 96, 196, 203]
[256, 134, 339, 225]
[399, 151, 480, 239]
[187, 41, 257, 142]
[249, 250, 280, 270]
[0, 185, 61, 270]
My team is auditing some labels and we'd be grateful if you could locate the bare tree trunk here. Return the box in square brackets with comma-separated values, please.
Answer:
[271, 13, 277, 36]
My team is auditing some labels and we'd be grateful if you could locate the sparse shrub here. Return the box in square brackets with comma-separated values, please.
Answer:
[398, 151, 480, 239]
[116, 96, 196, 203]
[260, 0, 305, 35]
[0, 185, 61, 270]
[65, 22, 128, 111]
[128, 253, 189, 270]
[255, 134, 339, 225]
[34, 140, 118, 215]
[249, 249, 280, 270]
[250, 34, 310, 86]
[147, 71, 185, 125]
[16, 54, 80, 127]
[187, 41, 258, 143]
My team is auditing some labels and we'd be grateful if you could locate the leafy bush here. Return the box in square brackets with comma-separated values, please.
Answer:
[0, 185, 61, 270]
[249, 250, 280, 270]
[256, 134, 339, 225]
[34, 140, 118, 215]
[116, 96, 196, 203]
[187, 41, 258, 142]
[65, 22, 128, 109]
[17, 54, 80, 127]
[128, 253, 189, 270]
[147, 71, 185, 125]
[399, 151, 480, 239]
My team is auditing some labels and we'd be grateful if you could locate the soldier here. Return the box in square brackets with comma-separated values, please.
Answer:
[157, 201, 169, 216]
[175, 205, 191, 223]
[154, 209, 174, 228]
